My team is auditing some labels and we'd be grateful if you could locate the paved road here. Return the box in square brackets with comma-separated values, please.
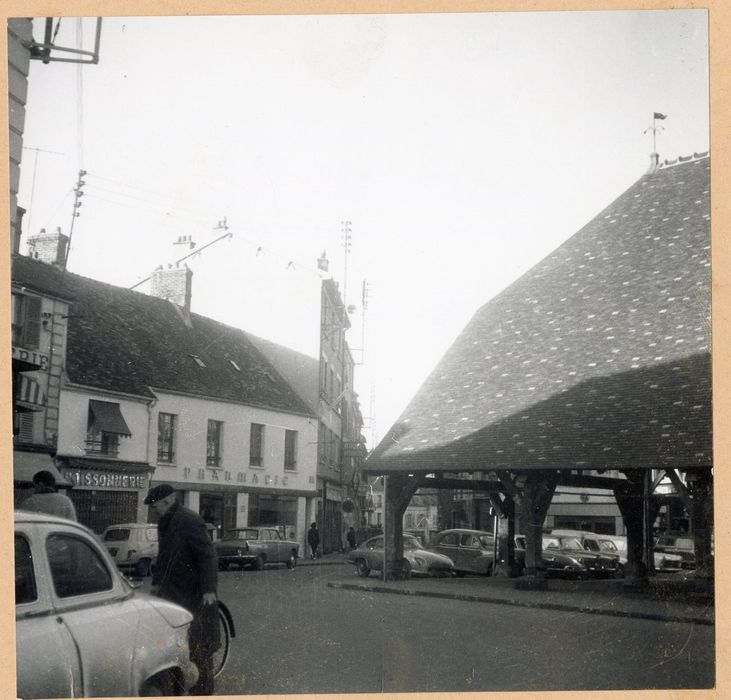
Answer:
[213, 563, 714, 694]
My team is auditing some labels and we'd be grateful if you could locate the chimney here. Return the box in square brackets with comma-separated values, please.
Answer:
[12, 206, 26, 255]
[647, 152, 660, 174]
[317, 251, 329, 273]
[151, 263, 193, 322]
[26, 227, 69, 269]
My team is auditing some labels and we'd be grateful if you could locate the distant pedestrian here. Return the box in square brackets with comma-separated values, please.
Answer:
[145, 484, 220, 696]
[20, 470, 77, 521]
[308, 522, 320, 559]
[346, 527, 357, 551]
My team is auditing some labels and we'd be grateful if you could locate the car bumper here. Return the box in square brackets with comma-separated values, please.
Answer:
[219, 555, 256, 565]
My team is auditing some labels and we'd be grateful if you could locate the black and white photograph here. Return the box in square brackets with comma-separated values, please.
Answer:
[6, 3, 723, 698]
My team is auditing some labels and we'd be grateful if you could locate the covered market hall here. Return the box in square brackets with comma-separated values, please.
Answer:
[365, 152, 713, 591]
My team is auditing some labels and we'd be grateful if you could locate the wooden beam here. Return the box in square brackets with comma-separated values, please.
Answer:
[665, 469, 693, 511]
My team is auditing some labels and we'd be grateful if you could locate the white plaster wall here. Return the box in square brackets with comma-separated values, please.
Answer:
[57, 389, 151, 462]
[150, 391, 318, 493]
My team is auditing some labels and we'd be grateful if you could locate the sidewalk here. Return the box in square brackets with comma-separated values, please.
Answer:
[303, 554, 714, 626]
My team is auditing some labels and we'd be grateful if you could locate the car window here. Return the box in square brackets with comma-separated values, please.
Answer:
[47, 534, 113, 598]
[477, 535, 494, 548]
[543, 537, 560, 550]
[403, 537, 420, 551]
[599, 540, 617, 553]
[15, 535, 37, 604]
[230, 529, 257, 540]
[559, 537, 583, 550]
[439, 533, 459, 546]
[103, 528, 130, 542]
[367, 537, 384, 549]
[583, 539, 600, 552]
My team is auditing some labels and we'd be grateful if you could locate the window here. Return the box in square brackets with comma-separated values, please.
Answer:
[207, 419, 223, 467]
[47, 534, 113, 598]
[157, 412, 177, 463]
[86, 400, 131, 457]
[284, 430, 297, 470]
[250, 423, 264, 466]
[15, 535, 37, 604]
[12, 293, 42, 349]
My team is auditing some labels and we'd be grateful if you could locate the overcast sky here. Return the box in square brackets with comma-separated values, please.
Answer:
[17, 10, 709, 447]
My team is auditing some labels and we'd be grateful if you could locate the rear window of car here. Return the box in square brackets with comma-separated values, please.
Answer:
[226, 529, 258, 541]
[103, 528, 131, 542]
[15, 535, 37, 604]
[47, 534, 113, 598]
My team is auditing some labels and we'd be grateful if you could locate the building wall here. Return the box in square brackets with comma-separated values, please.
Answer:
[57, 388, 151, 462]
[8, 19, 32, 235]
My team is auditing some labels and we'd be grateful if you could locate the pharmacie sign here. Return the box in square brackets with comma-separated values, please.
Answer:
[62, 469, 149, 490]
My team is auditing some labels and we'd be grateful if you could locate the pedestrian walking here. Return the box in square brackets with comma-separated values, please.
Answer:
[20, 470, 77, 521]
[307, 522, 320, 559]
[145, 484, 220, 696]
[346, 527, 357, 551]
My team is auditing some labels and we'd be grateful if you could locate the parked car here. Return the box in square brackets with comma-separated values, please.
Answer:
[214, 526, 299, 570]
[654, 533, 696, 570]
[541, 534, 618, 578]
[15, 509, 197, 698]
[428, 528, 497, 576]
[514, 534, 594, 578]
[348, 534, 454, 578]
[101, 522, 159, 577]
[551, 529, 622, 577]
[601, 535, 683, 573]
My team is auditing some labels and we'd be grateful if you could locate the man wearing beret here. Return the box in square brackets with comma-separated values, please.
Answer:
[145, 484, 219, 695]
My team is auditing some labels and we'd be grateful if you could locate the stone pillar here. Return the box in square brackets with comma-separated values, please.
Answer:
[494, 495, 518, 577]
[235, 491, 249, 527]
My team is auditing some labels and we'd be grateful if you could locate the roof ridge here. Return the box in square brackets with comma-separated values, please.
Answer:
[657, 151, 709, 169]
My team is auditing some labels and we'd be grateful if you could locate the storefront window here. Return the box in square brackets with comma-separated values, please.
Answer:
[250, 423, 264, 466]
[284, 430, 297, 470]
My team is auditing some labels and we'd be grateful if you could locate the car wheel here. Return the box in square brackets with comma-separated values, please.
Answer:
[355, 558, 371, 577]
[614, 562, 625, 578]
[254, 554, 265, 571]
[140, 669, 179, 696]
[286, 551, 297, 569]
[484, 562, 494, 577]
[455, 570, 466, 578]
[401, 559, 412, 579]
[135, 557, 152, 578]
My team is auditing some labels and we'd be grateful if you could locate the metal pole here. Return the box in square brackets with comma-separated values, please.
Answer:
[383, 475, 388, 581]
[492, 512, 499, 577]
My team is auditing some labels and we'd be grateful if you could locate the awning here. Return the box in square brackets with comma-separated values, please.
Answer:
[88, 400, 132, 436]
[16, 375, 46, 411]
[13, 450, 72, 487]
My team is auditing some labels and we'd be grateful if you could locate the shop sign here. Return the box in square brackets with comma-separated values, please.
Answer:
[13, 345, 49, 370]
[62, 469, 148, 490]
[183, 467, 289, 487]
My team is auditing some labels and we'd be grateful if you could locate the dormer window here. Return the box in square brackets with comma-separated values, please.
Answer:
[190, 354, 206, 368]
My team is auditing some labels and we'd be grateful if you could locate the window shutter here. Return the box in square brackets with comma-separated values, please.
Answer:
[23, 296, 42, 349]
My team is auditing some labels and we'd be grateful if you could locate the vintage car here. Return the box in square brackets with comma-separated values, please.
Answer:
[428, 528, 497, 576]
[348, 534, 454, 578]
[101, 522, 159, 577]
[654, 533, 696, 570]
[15, 510, 197, 698]
[215, 526, 300, 570]
[542, 534, 618, 578]
[514, 534, 591, 578]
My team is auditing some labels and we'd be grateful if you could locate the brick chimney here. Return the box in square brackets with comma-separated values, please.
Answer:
[647, 152, 660, 174]
[27, 227, 69, 269]
[317, 251, 329, 273]
[151, 263, 193, 321]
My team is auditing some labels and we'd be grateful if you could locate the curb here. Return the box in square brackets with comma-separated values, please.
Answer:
[326, 581, 714, 626]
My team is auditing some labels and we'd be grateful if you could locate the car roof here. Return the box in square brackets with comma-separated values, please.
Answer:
[15, 509, 98, 536]
[103, 523, 155, 529]
[437, 528, 493, 536]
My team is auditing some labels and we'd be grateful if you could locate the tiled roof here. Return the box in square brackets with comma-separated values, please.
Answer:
[367, 154, 711, 473]
[247, 334, 320, 413]
[11, 255, 316, 417]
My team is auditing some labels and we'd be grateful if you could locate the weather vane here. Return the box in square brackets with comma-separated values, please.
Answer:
[644, 112, 667, 154]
